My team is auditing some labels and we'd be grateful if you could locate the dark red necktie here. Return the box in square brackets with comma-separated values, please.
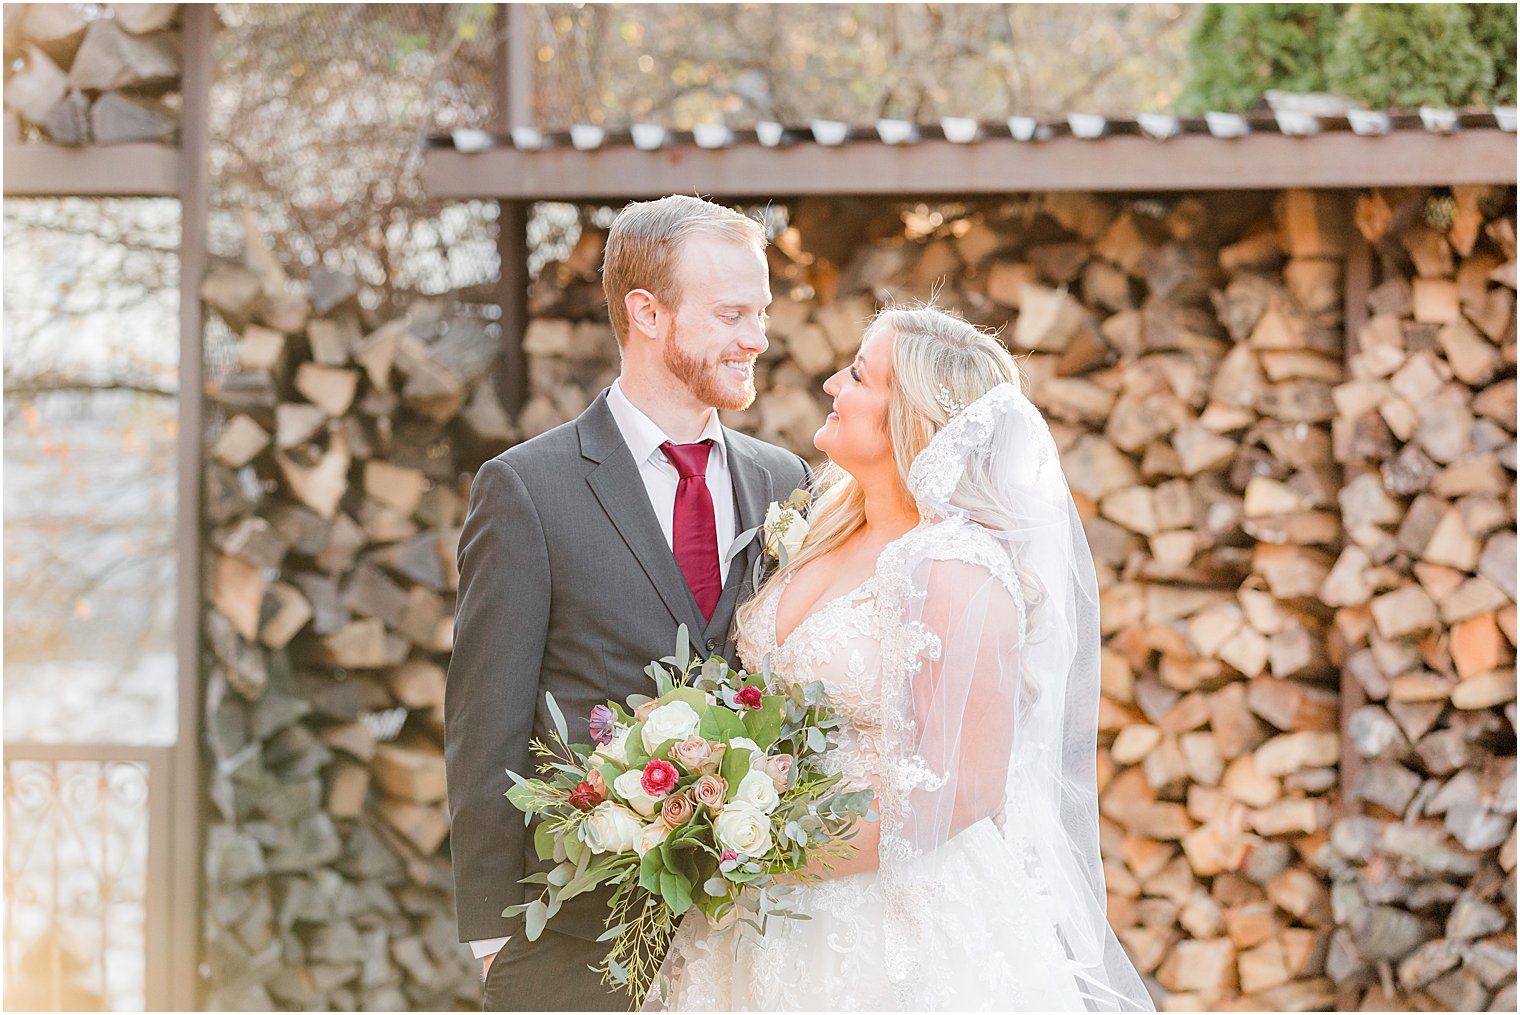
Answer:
[660, 440, 722, 622]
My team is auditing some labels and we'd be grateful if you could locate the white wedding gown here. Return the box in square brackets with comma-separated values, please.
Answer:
[649, 520, 1098, 1011]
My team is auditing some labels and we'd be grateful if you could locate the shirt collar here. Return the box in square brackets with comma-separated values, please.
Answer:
[607, 378, 728, 469]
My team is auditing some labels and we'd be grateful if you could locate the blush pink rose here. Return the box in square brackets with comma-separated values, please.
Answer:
[759, 753, 794, 791]
[693, 774, 727, 810]
[670, 736, 715, 773]
[660, 792, 695, 827]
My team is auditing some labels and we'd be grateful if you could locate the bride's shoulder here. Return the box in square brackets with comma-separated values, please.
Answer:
[884, 517, 1014, 579]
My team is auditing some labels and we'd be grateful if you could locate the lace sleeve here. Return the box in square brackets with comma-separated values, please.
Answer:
[873, 530, 1031, 1006]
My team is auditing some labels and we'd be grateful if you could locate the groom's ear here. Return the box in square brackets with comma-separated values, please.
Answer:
[624, 289, 662, 343]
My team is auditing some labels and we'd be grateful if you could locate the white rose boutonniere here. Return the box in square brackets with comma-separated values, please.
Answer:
[725, 487, 813, 590]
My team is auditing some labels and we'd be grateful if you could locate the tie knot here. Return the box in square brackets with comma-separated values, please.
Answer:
[660, 440, 712, 480]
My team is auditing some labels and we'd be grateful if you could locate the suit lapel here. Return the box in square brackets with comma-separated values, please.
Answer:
[579, 394, 709, 649]
[708, 432, 774, 643]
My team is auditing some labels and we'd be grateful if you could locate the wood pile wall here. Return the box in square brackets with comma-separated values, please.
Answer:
[199, 221, 510, 1009]
[4, 3, 183, 146]
[1321, 186, 1517, 1012]
[200, 186, 1514, 1010]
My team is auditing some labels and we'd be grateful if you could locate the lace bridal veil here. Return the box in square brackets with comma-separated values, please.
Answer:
[876, 382, 1153, 1011]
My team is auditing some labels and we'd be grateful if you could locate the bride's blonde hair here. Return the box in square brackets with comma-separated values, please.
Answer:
[738, 303, 1030, 638]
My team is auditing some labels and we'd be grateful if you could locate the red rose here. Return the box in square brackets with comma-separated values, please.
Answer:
[640, 759, 679, 797]
[735, 686, 763, 710]
[568, 779, 604, 812]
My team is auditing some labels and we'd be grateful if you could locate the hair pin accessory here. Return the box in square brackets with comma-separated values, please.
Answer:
[936, 384, 967, 419]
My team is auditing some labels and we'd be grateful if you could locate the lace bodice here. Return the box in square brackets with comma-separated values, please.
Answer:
[739, 531, 904, 786]
[735, 519, 1021, 789]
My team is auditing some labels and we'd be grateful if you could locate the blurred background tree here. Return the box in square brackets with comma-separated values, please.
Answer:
[1179, 2, 1517, 113]
[1176, 4, 1340, 114]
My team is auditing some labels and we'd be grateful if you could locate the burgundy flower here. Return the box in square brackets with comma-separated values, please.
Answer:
[640, 759, 679, 797]
[569, 779, 605, 812]
[735, 686, 764, 710]
[720, 850, 739, 862]
[587, 704, 616, 746]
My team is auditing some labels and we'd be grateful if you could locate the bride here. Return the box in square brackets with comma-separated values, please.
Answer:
[649, 305, 1154, 1011]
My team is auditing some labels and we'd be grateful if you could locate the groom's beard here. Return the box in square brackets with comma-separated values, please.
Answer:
[664, 332, 757, 412]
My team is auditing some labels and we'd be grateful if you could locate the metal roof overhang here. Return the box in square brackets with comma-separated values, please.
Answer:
[423, 128, 1517, 202]
[4, 142, 182, 197]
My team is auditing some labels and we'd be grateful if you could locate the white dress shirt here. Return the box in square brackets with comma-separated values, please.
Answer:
[471, 379, 736, 961]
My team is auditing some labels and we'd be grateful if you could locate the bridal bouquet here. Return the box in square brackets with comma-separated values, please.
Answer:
[503, 627, 873, 1001]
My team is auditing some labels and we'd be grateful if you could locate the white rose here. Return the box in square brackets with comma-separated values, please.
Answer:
[727, 737, 765, 768]
[634, 820, 672, 857]
[613, 768, 662, 817]
[764, 502, 810, 559]
[593, 725, 630, 766]
[642, 701, 701, 754]
[585, 802, 643, 854]
[734, 769, 780, 814]
[713, 801, 774, 856]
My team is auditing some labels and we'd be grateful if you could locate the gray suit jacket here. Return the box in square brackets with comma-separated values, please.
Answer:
[445, 389, 812, 943]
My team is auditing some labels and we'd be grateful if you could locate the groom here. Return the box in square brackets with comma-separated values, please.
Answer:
[445, 195, 812, 1010]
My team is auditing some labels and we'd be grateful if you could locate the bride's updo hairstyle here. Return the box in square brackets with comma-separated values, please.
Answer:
[739, 303, 1031, 635]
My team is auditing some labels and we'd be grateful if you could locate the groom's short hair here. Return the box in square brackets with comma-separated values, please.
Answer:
[602, 195, 765, 345]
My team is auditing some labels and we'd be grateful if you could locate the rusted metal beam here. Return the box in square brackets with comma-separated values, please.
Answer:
[3, 142, 181, 197]
[492, 3, 531, 418]
[174, 4, 213, 1010]
[423, 129, 1518, 201]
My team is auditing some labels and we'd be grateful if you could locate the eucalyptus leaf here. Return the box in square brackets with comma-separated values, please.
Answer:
[544, 691, 569, 745]
[675, 624, 691, 670]
[595, 922, 628, 943]
[525, 899, 548, 940]
[725, 525, 759, 564]
[533, 822, 557, 862]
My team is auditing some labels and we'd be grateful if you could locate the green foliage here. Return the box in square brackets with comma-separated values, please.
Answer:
[1180, 2, 1515, 113]
[1178, 4, 1341, 114]
[1467, 3, 1518, 105]
[1326, 4, 1496, 109]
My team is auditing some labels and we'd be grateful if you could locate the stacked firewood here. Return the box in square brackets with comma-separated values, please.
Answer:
[1321, 186, 1517, 1011]
[3, 4, 183, 146]
[199, 216, 509, 1009]
[523, 190, 1515, 1010]
[201, 187, 1512, 1010]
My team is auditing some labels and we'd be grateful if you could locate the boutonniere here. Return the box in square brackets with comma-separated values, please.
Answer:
[724, 487, 812, 588]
